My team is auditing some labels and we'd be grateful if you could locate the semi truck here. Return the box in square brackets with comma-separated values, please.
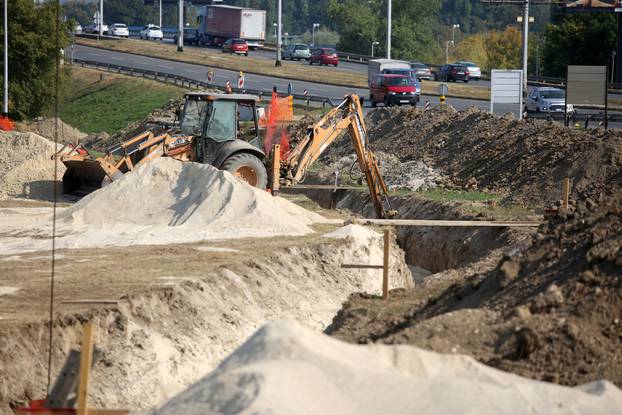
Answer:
[197, 5, 266, 49]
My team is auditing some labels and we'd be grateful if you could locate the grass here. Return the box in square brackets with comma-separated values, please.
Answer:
[410, 188, 501, 202]
[57, 66, 185, 134]
[76, 37, 491, 101]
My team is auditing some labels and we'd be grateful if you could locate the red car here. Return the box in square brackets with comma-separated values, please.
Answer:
[222, 38, 249, 56]
[309, 47, 339, 67]
[369, 74, 419, 107]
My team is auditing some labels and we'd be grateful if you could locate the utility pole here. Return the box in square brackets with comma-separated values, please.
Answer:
[386, 0, 392, 59]
[3, 0, 7, 115]
[275, 0, 282, 66]
[177, 0, 183, 52]
[522, 0, 529, 92]
[99, 0, 103, 38]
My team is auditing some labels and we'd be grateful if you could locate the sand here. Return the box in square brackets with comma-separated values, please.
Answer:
[152, 320, 622, 415]
[322, 224, 380, 243]
[0, 158, 327, 254]
[15, 117, 86, 144]
[0, 132, 65, 200]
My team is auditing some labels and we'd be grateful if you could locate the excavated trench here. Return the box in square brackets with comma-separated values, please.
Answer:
[287, 188, 532, 275]
[0, 235, 412, 414]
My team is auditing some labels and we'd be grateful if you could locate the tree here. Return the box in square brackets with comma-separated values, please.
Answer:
[327, 0, 382, 55]
[542, 13, 615, 77]
[1, 0, 71, 120]
[484, 26, 521, 70]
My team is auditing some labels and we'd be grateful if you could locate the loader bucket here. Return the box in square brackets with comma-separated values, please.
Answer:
[61, 159, 110, 195]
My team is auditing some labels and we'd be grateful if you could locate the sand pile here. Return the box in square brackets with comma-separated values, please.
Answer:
[15, 117, 86, 144]
[151, 320, 622, 415]
[317, 105, 622, 206]
[329, 188, 622, 387]
[0, 158, 326, 254]
[0, 131, 64, 200]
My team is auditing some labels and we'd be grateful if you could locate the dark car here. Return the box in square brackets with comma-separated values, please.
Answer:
[369, 74, 419, 107]
[410, 62, 433, 81]
[223, 38, 249, 56]
[309, 47, 339, 67]
[435, 64, 470, 83]
[175, 28, 199, 45]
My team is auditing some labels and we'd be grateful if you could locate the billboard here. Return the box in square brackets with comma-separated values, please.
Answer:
[565, 0, 622, 11]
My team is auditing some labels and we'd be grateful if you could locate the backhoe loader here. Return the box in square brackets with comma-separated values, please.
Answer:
[57, 92, 396, 218]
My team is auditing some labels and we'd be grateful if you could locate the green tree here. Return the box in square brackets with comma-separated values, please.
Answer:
[327, 0, 382, 55]
[542, 13, 615, 77]
[484, 26, 521, 70]
[1, 0, 70, 120]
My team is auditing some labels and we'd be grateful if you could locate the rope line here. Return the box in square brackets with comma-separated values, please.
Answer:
[46, 0, 61, 395]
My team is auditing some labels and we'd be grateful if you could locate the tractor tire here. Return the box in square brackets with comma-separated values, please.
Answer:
[221, 153, 267, 190]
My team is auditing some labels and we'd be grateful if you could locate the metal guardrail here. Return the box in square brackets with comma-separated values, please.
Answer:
[71, 57, 337, 107]
[525, 111, 622, 126]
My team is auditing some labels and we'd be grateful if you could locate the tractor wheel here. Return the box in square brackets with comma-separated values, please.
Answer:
[222, 153, 267, 189]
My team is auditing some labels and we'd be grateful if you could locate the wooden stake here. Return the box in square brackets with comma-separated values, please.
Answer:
[77, 323, 94, 415]
[271, 144, 280, 196]
[383, 230, 390, 300]
[562, 177, 570, 211]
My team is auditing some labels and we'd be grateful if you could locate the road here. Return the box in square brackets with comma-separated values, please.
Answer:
[74, 44, 521, 115]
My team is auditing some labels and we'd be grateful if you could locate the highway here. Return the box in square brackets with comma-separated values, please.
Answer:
[74, 44, 521, 115]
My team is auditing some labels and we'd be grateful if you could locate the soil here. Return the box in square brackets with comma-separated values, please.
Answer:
[15, 117, 86, 145]
[327, 187, 622, 388]
[316, 105, 622, 206]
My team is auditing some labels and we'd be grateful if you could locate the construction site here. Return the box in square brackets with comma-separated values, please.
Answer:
[1, 77, 622, 414]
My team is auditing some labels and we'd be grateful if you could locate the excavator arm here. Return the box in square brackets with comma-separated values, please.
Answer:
[282, 94, 396, 219]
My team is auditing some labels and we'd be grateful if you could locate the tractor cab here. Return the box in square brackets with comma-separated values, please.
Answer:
[179, 92, 268, 187]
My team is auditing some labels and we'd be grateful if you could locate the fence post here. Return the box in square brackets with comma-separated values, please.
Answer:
[383, 230, 390, 300]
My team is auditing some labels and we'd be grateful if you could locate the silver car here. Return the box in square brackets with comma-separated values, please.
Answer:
[107, 23, 129, 38]
[526, 87, 574, 114]
[454, 61, 481, 81]
[283, 44, 311, 61]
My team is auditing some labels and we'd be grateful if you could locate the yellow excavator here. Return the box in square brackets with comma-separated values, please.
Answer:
[56, 92, 396, 219]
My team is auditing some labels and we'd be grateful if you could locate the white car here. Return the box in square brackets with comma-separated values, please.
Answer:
[455, 61, 481, 81]
[140, 25, 163, 41]
[526, 87, 574, 114]
[74, 23, 82, 34]
[107, 23, 129, 38]
[85, 22, 108, 34]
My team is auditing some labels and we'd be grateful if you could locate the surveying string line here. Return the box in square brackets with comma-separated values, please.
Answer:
[47, 0, 61, 395]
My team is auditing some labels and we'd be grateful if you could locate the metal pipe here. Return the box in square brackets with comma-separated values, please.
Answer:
[3, 0, 7, 114]
[177, 0, 183, 52]
[276, 0, 282, 66]
[386, 0, 391, 59]
[159, 0, 162, 29]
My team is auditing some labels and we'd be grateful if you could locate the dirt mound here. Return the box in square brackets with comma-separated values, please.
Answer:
[320, 105, 622, 206]
[15, 117, 86, 144]
[0, 158, 328, 254]
[329, 188, 622, 387]
[151, 321, 622, 415]
[0, 132, 65, 200]
[85, 99, 180, 151]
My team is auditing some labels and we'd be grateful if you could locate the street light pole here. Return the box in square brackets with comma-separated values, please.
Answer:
[99, 0, 103, 38]
[312, 23, 319, 46]
[3, 0, 7, 115]
[452, 24, 460, 44]
[159, 0, 162, 29]
[386, 0, 391, 59]
[275, 0, 282, 66]
[177, 0, 183, 52]
[371, 41, 379, 57]
[522, 0, 529, 91]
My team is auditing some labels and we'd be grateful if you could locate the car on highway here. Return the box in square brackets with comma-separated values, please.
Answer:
[309, 47, 339, 66]
[380, 68, 421, 96]
[454, 61, 481, 81]
[222, 38, 249, 56]
[140, 24, 163, 41]
[283, 44, 311, 61]
[174, 28, 199, 45]
[73, 23, 82, 34]
[526, 87, 574, 114]
[369, 74, 419, 107]
[107, 23, 129, 38]
[85, 22, 108, 34]
[410, 62, 433, 81]
[435, 64, 470, 82]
